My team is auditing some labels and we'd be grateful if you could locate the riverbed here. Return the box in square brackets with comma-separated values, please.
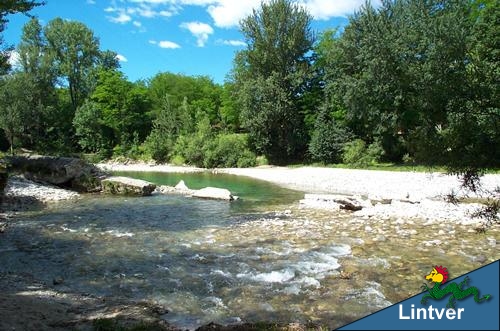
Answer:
[1, 171, 499, 330]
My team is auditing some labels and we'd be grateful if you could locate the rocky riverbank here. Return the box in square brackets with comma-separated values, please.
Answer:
[96, 162, 500, 225]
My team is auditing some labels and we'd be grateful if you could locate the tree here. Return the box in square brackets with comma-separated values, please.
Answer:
[44, 18, 100, 112]
[73, 100, 107, 153]
[148, 72, 222, 130]
[0, 0, 44, 74]
[0, 73, 34, 154]
[233, 0, 315, 164]
[325, 0, 476, 162]
[16, 18, 57, 149]
[85, 69, 151, 153]
[144, 95, 191, 162]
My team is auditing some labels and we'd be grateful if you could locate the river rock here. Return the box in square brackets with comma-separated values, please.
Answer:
[300, 194, 368, 211]
[5, 155, 103, 192]
[175, 180, 189, 191]
[192, 187, 235, 201]
[101, 176, 156, 196]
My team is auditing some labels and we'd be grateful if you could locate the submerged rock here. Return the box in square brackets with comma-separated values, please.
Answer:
[102, 176, 156, 196]
[192, 187, 235, 201]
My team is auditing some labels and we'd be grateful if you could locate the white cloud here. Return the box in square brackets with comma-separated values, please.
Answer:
[180, 21, 214, 47]
[108, 10, 133, 24]
[149, 40, 158, 44]
[133, 20, 142, 27]
[8, 50, 20, 68]
[116, 54, 128, 62]
[158, 40, 181, 49]
[221, 39, 246, 47]
[207, 0, 261, 28]
[299, 0, 381, 20]
[105, 0, 375, 29]
[87, 0, 96, 4]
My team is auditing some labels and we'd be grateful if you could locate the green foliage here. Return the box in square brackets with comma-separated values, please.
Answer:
[89, 69, 152, 153]
[44, 18, 101, 112]
[148, 72, 222, 129]
[0, 0, 44, 74]
[256, 155, 269, 166]
[234, 0, 315, 165]
[144, 95, 191, 162]
[204, 134, 256, 168]
[73, 100, 105, 153]
[342, 139, 384, 167]
[173, 112, 213, 167]
[308, 108, 351, 164]
[0, 73, 34, 154]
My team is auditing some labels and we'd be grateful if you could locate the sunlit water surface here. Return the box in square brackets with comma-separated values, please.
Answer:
[1, 172, 498, 329]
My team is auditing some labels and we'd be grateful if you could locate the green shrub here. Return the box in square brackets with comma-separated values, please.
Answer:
[343, 139, 384, 166]
[203, 133, 256, 168]
[308, 114, 351, 164]
[173, 134, 206, 167]
[143, 130, 173, 163]
[256, 155, 269, 166]
[170, 154, 185, 166]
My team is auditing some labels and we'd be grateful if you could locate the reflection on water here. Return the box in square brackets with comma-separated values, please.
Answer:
[1, 173, 499, 329]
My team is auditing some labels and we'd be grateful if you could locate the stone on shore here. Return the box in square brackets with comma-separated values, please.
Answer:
[5, 155, 103, 192]
[192, 187, 235, 201]
[102, 176, 156, 196]
[300, 193, 370, 211]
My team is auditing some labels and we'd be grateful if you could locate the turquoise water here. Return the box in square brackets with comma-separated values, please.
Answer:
[113, 171, 304, 211]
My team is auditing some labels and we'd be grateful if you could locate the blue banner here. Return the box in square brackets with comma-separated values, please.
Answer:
[339, 260, 499, 330]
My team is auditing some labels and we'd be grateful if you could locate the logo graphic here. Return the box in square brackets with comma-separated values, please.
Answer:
[420, 266, 491, 308]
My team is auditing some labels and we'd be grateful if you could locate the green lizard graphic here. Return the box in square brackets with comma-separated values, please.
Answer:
[420, 266, 491, 309]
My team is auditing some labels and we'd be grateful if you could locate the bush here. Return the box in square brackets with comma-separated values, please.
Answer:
[256, 155, 269, 166]
[308, 112, 351, 164]
[173, 134, 206, 167]
[143, 130, 173, 163]
[343, 139, 384, 166]
[203, 133, 256, 168]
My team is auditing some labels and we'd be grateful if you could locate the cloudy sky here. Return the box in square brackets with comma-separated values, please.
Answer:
[3, 0, 378, 83]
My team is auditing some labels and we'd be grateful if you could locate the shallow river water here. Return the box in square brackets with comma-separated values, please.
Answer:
[1, 172, 499, 329]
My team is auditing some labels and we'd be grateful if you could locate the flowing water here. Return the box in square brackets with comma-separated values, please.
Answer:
[1, 172, 499, 329]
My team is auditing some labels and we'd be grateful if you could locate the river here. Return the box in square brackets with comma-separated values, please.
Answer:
[1, 171, 498, 329]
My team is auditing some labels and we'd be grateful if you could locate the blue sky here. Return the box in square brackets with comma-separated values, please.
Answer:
[3, 0, 378, 84]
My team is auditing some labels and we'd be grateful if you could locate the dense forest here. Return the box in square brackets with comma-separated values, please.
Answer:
[0, 0, 498, 172]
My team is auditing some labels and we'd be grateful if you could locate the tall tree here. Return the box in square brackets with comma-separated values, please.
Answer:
[0, 73, 35, 154]
[0, 0, 43, 74]
[16, 18, 57, 149]
[44, 18, 100, 112]
[233, 0, 315, 164]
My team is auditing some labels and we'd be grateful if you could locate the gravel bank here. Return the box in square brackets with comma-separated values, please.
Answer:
[3, 175, 79, 205]
[97, 161, 204, 174]
[219, 167, 500, 201]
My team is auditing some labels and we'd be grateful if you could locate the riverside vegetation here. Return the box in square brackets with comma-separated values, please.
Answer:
[0, 1, 499, 330]
[0, 0, 498, 171]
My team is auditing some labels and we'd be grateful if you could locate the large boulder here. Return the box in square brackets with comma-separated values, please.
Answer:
[192, 187, 235, 201]
[155, 180, 195, 196]
[101, 176, 156, 196]
[5, 155, 103, 192]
